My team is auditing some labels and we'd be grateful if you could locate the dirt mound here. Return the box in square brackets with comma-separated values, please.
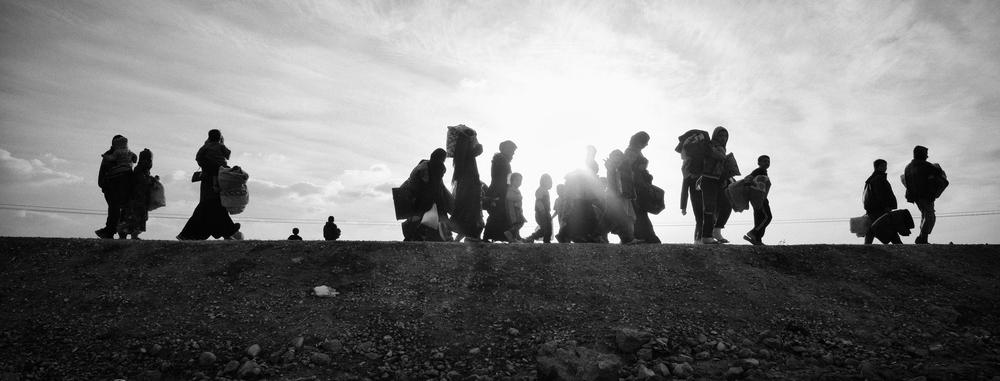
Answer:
[1, 238, 998, 380]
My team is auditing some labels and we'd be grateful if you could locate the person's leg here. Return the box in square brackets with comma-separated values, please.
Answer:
[759, 199, 772, 239]
[542, 218, 553, 243]
[690, 186, 703, 242]
[916, 199, 935, 242]
[699, 178, 720, 241]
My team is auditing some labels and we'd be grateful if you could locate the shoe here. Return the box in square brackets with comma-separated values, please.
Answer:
[225, 231, 244, 240]
[712, 228, 729, 244]
[743, 233, 764, 246]
[915, 235, 929, 244]
[95, 229, 114, 239]
[701, 237, 720, 244]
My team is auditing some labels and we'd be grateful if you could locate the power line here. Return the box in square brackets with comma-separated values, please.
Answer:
[2, 203, 999, 227]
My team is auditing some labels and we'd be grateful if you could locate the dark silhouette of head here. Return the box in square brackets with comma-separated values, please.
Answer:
[207, 129, 223, 143]
[540, 173, 553, 189]
[138, 148, 153, 168]
[328, 216, 335, 223]
[499, 140, 517, 160]
[873, 159, 887, 173]
[629, 132, 650, 150]
[758, 155, 770, 170]
[111, 135, 128, 149]
[292, 227, 299, 235]
[913, 145, 928, 161]
[556, 183, 565, 196]
[712, 126, 729, 147]
[429, 148, 448, 179]
[509, 172, 523, 189]
[430, 148, 447, 163]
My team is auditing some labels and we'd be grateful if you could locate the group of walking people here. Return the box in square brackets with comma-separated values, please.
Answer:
[394, 126, 778, 245]
[97, 127, 946, 245]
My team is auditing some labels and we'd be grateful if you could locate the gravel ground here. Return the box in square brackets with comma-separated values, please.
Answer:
[1, 238, 998, 381]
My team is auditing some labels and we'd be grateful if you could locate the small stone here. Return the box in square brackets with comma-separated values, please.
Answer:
[149, 344, 163, 356]
[357, 342, 375, 352]
[136, 370, 162, 381]
[758, 349, 772, 359]
[291, 257, 303, 263]
[716, 342, 727, 352]
[310, 352, 332, 365]
[507, 328, 520, 336]
[223, 360, 240, 374]
[859, 361, 878, 380]
[197, 352, 216, 366]
[247, 344, 261, 357]
[726, 367, 744, 379]
[365, 352, 381, 360]
[637, 348, 653, 361]
[432, 351, 445, 360]
[791, 346, 807, 354]
[237, 360, 259, 378]
[738, 348, 754, 358]
[741, 358, 760, 368]
[667, 354, 693, 363]
[291, 336, 305, 349]
[655, 362, 671, 376]
[321, 339, 343, 353]
[281, 348, 296, 364]
[671, 362, 694, 378]
[697, 334, 708, 343]
[695, 351, 711, 360]
[636, 364, 656, 379]
[383, 335, 392, 342]
[469, 347, 481, 355]
[928, 343, 944, 353]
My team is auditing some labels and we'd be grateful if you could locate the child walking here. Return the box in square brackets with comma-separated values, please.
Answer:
[743, 155, 772, 245]
[504, 173, 527, 242]
[525, 174, 554, 243]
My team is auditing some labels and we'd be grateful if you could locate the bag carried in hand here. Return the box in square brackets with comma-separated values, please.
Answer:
[637, 183, 666, 215]
[217, 166, 249, 215]
[674, 129, 711, 178]
[849, 215, 870, 237]
[148, 176, 166, 211]
[392, 187, 414, 220]
[725, 179, 751, 213]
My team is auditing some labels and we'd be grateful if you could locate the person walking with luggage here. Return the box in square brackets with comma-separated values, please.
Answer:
[450, 126, 485, 242]
[622, 132, 660, 244]
[697, 127, 730, 244]
[743, 155, 772, 245]
[323, 216, 341, 241]
[119, 148, 154, 240]
[96, 135, 136, 239]
[399, 148, 452, 241]
[525, 174, 554, 243]
[483, 141, 517, 242]
[863, 159, 902, 244]
[177, 129, 242, 240]
[903, 145, 947, 244]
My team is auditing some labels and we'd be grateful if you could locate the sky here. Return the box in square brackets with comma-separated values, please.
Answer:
[1, 0, 999, 243]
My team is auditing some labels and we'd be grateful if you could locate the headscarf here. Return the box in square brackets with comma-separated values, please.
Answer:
[112, 135, 128, 150]
[711, 126, 729, 147]
[628, 131, 650, 149]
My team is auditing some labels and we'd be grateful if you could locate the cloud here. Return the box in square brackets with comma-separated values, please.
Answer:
[0, 149, 83, 186]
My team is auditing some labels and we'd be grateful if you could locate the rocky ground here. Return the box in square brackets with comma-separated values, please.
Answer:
[0, 237, 998, 381]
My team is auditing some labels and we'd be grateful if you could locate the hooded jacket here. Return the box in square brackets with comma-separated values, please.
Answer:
[903, 159, 945, 202]
[700, 127, 729, 179]
[864, 171, 897, 216]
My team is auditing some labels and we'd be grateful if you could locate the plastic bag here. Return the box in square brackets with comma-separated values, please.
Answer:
[421, 203, 439, 228]
[148, 176, 166, 211]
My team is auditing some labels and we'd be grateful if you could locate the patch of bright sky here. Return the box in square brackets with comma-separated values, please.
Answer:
[1, 0, 998, 243]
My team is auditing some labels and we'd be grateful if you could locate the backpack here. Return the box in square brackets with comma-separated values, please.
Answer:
[675, 129, 710, 178]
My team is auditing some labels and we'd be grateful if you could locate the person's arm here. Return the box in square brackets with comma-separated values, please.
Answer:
[680, 179, 689, 214]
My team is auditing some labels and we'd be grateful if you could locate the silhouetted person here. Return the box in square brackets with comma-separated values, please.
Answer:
[483, 141, 517, 242]
[178, 129, 242, 240]
[565, 146, 602, 243]
[864, 159, 901, 244]
[287, 227, 303, 240]
[744, 155, 772, 245]
[504, 172, 526, 242]
[120, 148, 154, 240]
[698, 127, 729, 244]
[450, 126, 485, 241]
[604, 149, 636, 243]
[323, 216, 341, 241]
[680, 177, 703, 243]
[623, 132, 660, 244]
[525, 174, 554, 243]
[400, 148, 452, 241]
[96, 135, 136, 239]
[553, 184, 569, 243]
[903, 145, 947, 244]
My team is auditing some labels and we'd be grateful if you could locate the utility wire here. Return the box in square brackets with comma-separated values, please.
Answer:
[2, 203, 999, 227]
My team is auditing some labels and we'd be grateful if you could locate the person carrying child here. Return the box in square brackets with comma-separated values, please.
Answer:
[525, 174, 554, 243]
[96, 135, 137, 239]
